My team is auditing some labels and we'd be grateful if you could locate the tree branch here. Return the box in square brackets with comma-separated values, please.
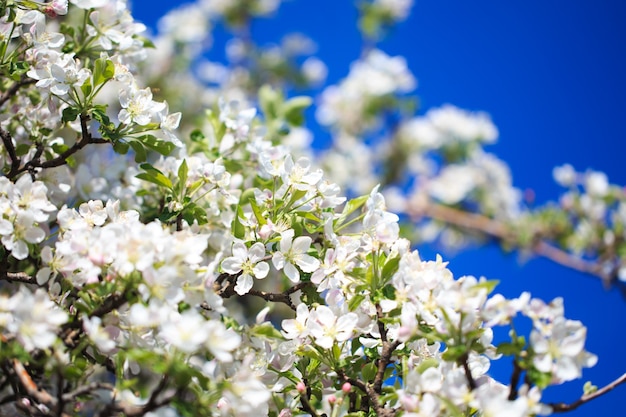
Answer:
[416, 202, 607, 281]
[0, 78, 36, 108]
[13, 113, 108, 178]
[372, 303, 400, 393]
[12, 359, 72, 417]
[549, 373, 626, 413]
[0, 126, 21, 178]
[0, 271, 38, 285]
[338, 372, 395, 417]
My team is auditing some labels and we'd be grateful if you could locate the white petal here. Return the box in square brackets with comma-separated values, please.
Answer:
[284, 262, 300, 283]
[296, 254, 320, 273]
[234, 274, 253, 295]
[253, 262, 269, 279]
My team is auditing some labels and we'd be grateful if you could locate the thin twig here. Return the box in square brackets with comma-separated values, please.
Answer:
[549, 372, 626, 412]
[61, 382, 114, 402]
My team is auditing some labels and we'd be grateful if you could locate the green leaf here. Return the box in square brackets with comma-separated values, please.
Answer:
[15, 143, 31, 157]
[471, 279, 500, 295]
[232, 205, 246, 239]
[190, 129, 205, 142]
[129, 140, 147, 163]
[282, 95, 312, 126]
[416, 358, 440, 374]
[336, 194, 369, 227]
[81, 78, 92, 97]
[496, 342, 522, 356]
[136, 165, 173, 190]
[177, 159, 188, 187]
[348, 294, 365, 312]
[381, 254, 400, 284]
[362, 362, 377, 382]
[62, 107, 80, 123]
[137, 134, 176, 156]
[112, 140, 129, 155]
[251, 323, 283, 339]
[441, 345, 467, 362]
[249, 198, 267, 226]
[259, 84, 281, 120]
[93, 57, 115, 87]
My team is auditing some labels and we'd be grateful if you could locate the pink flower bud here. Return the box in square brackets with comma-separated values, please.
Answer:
[296, 381, 306, 393]
[328, 394, 337, 404]
[342, 382, 352, 393]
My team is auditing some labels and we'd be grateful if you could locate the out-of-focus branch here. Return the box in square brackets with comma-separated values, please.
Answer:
[12, 359, 72, 417]
[549, 373, 626, 412]
[414, 202, 607, 281]
[0, 78, 36, 108]
[1, 272, 37, 285]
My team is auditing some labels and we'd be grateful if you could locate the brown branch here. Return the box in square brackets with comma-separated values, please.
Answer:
[299, 392, 321, 417]
[12, 359, 72, 417]
[0, 126, 20, 178]
[14, 113, 108, 178]
[338, 372, 395, 417]
[248, 282, 312, 311]
[0, 78, 36, 108]
[1, 271, 37, 285]
[216, 272, 311, 311]
[459, 352, 477, 391]
[61, 382, 114, 402]
[549, 372, 626, 413]
[508, 359, 523, 400]
[372, 304, 400, 393]
[416, 202, 606, 281]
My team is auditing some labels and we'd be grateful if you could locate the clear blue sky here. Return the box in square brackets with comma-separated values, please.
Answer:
[132, 1, 626, 415]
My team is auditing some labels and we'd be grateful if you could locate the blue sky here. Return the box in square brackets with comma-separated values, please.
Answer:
[132, 1, 626, 415]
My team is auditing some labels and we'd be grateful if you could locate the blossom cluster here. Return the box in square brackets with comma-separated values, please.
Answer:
[0, 1, 617, 417]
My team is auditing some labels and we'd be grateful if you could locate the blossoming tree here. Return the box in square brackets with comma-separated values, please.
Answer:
[0, 0, 624, 416]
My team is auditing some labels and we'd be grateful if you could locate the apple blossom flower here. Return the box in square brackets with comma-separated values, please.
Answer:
[118, 85, 163, 126]
[307, 305, 358, 349]
[221, 241, 270, 295]
[272, 229, 320, 282]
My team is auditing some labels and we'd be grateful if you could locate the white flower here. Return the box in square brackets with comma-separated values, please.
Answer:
[307, 305, 358, 349]
[281, 303, 310, 340]
[272, 229, 320, 282]
[118, 86, 162, 126]
[159, 310, 209, 354]
[83, 315, 116, 353]
[530, 317, 597, 384]
[8, 288, 68, 351]
[221, 241, 270, 295]
[156, 101, 183, 146]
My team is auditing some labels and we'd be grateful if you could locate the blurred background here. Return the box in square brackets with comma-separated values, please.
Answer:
[131, 1, 626, 415]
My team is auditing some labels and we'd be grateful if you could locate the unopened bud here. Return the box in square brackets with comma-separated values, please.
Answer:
[327, 394, 337, 405]
[342, 382, 351, 393]
[296, 381, 306, 393]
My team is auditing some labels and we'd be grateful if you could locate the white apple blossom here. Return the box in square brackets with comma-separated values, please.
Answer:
[221, 241, 270, 295]
[118, 85, 163, 126]
[307, 305, 358, 349]
[272, 229, 320, 282]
